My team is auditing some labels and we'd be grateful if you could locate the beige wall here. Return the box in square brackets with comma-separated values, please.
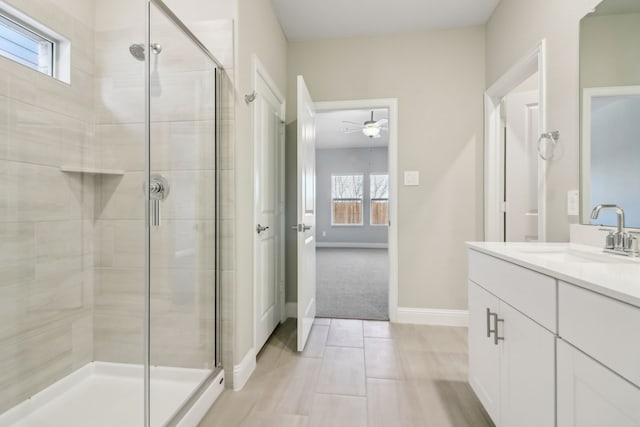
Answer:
[233, 0, 287, 365]
[287, 27, 486, 311]
[486, 0, 602, 241]
[580, 13, 640, 88]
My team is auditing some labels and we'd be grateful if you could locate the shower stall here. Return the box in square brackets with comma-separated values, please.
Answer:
[0, 0, 223, 425]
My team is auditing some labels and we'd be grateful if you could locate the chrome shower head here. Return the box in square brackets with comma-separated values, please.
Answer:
[128, 43, 162, 61]
[129, 43, 145, 61]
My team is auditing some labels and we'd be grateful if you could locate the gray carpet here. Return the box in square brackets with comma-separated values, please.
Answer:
[316, 247, 389, 320]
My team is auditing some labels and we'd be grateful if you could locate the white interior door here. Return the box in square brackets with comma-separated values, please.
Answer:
[504, 90, 539, 242]
[254, 72, 282, 352]
[296, 76, 316, 351]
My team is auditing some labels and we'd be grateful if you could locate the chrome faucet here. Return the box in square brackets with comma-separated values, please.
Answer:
[591, 204, 639, 257]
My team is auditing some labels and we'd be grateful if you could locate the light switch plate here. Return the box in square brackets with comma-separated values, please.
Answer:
[567, 190, 580, 216]
[404, 171, 420, 186]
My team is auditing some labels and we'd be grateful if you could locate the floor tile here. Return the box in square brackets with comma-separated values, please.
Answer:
[199, 319, 493, 427]
[366, 378, 424, 427]
[363, 338, 404, 380]
[254, 353, 322, 416]
[326, 319, 363, 348]
[308, 394, 367, 427]
[316, 346, 366, 396]
[240, 410, 309, 427]
[402, 350, 468, 381]
[363, 320, 393, 338]
[413, 379, 494, 427]
[198, 387, 260, 426]
[302, 325, 329, 358]
[313, 318, 331, 326]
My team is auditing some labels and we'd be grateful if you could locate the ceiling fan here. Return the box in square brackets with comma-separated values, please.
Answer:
[342, 111, 388, 138]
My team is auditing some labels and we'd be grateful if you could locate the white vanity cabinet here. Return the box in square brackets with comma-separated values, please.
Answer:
[557, 340, 640, 427]
[557, 281, 640, 427]
[468, 243, 640, 427]
[468, 250, 556, 427]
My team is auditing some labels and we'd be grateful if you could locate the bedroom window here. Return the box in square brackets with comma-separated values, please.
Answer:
[370, 174, 389, 225]
[331, 174, 364, 225]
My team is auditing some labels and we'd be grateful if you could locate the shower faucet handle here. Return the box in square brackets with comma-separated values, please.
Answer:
[147, 174, 170, 227]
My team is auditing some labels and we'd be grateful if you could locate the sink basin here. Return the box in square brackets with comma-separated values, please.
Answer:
[514, 246, 638, 264]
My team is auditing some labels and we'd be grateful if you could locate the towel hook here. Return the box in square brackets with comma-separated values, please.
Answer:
[244, 91, 257, 105]
[538, 130, 559, 160]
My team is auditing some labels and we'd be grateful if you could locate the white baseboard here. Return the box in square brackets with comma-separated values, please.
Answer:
[316, 242, 388, 249]
[286, 302, 297, 319]
[233, 348, 256, 391]
[397, 308, 468, 327]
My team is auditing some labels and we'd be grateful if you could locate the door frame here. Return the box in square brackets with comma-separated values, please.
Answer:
[314, 98, 399, 322]
[251, 55, 287, 354]
[484, 39, 547, 242]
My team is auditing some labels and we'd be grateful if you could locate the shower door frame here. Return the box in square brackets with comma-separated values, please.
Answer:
[144, 1, 224, 426]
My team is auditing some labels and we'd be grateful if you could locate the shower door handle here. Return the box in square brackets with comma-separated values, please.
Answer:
[147, 174, 170, 227]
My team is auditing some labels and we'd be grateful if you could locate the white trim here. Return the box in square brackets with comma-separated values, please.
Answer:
[396, 308, 469, 327]
[251, 54, 287, 353]
[316, 242, 388, 249]
[581, 85, 640, 224]
[252, 55, 286, 110]
[176, 370, 225, 427]
[485, 39, 547, 242]
[233, 348, 256, 391]
[286, 302, 298, 318]
[315, 98, 399, 322]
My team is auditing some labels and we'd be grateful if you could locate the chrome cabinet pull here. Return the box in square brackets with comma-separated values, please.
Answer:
[491, 313, 504, 345]
[292, 224, 312, 232]
[486, 308, 492, 338]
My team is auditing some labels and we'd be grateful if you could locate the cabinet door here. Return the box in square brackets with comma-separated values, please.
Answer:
[499, 301, 555, 427]
[558, 339, 640, 427]
[468, 281, 500, 424]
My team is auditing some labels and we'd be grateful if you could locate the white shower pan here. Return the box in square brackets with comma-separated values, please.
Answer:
[0, 362, 224, 427]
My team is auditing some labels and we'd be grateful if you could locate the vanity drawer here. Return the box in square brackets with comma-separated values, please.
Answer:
[559, 281, 640, 387]
[468, 250, 557, 332]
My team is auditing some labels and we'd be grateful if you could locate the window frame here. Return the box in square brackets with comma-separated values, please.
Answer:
[369, 173, 389, 227]
[330, 173, 365, 227]
[0, 4, 70, 83]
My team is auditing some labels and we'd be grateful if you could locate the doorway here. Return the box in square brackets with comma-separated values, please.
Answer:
[502, 74, 540, 242]
[314, 107, 390, 320]
[484, 40, 548, 242]
[252, 57, 286, 353]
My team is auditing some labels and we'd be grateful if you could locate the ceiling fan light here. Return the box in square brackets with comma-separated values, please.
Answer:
[362, 125, 381, 138]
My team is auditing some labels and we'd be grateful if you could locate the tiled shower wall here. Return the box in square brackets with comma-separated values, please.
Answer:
[0, 0, 96, 413]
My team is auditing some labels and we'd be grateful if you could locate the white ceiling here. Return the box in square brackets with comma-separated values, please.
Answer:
[316, 108, 389, 150]
[271, 0, 501, 41]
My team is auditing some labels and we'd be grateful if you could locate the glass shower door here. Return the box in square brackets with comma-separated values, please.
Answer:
[147, 2, 218, 425]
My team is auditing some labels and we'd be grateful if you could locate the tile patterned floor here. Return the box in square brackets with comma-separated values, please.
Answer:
[199, 318, 494, 427]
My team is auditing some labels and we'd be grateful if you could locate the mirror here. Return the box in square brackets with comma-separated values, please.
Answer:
[579, 0, 640, 228]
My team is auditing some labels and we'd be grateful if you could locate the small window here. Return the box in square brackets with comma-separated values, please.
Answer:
[0, 12, 54, 76]
[370, 174, 389, 226]
[331, 174, 364, 225]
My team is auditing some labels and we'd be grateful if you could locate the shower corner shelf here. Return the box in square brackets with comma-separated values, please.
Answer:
[60, 165, 125, 176]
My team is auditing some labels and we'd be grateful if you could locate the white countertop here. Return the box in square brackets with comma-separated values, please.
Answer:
[466, 242, 640, 308]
